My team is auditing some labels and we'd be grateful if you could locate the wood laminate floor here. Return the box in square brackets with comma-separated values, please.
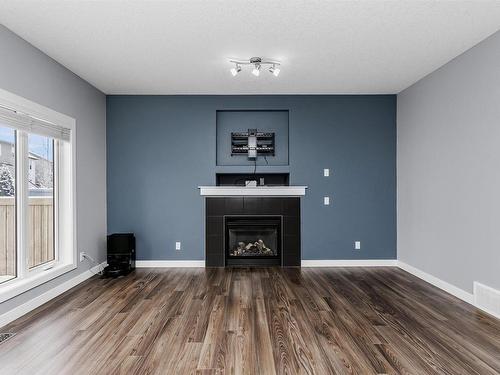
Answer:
[1, 267, 500, 374]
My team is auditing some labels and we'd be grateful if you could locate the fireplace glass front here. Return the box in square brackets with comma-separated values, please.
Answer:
[225, 216, 281, 266]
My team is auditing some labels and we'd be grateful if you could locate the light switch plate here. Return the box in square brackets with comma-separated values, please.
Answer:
[324, 168, 330, 177]
[354, 241, 361, 250]
[324, 196, 330, 205]
[175, 241, 181, 250]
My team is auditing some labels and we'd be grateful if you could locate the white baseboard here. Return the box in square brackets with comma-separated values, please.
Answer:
[397, 261, 474, 304]
[135, 260, 205, 268]
[474, 281, 500, 320]
[301, 259, 398, 267]
[0, 262, 106, 329]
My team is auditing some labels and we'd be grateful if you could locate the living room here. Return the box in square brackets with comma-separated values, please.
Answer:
[0, 1, 499, 374]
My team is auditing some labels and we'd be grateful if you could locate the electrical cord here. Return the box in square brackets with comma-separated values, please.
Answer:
[232, 156, 259, 185]
[81, 253, 105, 276]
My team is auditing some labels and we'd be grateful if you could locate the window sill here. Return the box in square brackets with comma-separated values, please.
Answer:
[0, 262, 76, 303]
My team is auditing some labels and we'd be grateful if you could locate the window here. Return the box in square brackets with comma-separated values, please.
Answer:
[0, 88, 76, 302]
[28, 135, 55, 269]
[0, 127, 16, 284]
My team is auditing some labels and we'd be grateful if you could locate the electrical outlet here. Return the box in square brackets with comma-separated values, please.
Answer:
[324, 196, 330, 205]
[79, 251, 86, 262]
[324, 168, 330, 177]
[354, 241, 361, 250]
[175, 241, 181, 251]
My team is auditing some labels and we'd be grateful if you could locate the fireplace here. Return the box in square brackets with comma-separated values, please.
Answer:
[205, 197, 300, 267]
[225, 216, 281, 266]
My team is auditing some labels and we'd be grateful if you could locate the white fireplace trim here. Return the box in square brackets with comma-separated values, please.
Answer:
[198, 186, 307, 196]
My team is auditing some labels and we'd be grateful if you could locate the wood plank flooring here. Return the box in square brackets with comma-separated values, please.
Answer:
[1, 267, 500, 374]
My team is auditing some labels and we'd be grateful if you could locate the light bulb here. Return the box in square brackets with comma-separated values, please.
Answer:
[269, 65, 280, 77]
[252, 64, 261, 76]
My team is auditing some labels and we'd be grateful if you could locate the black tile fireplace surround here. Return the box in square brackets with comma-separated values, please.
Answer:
[205, 197, 300, 267]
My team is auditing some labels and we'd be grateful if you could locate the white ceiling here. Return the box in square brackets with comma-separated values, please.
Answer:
[1, 0, 500, 95]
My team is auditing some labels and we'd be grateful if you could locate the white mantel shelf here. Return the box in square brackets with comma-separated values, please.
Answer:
[198, 186, 307, 197]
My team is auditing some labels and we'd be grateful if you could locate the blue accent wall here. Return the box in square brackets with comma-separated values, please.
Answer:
[107, 95, 396, 261]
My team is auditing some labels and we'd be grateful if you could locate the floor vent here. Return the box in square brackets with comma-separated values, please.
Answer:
[0, 333, 16, 344]
[474, 282, 500, 319]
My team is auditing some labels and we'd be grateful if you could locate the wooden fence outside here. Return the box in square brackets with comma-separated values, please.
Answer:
[0, 196, 54, 278]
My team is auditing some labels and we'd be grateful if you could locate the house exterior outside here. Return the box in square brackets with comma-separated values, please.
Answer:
[0, 140, 53, 196]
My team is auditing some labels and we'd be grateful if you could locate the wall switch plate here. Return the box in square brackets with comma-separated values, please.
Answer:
[324, 196, 330, 205]
[175, 241, 181, 250]
[324, 168, 330, 177]
[354, 241, 361, 250]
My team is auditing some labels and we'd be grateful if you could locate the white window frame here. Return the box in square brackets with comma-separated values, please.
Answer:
[21, 134, 59, 275]
[0, 88, 76, 303]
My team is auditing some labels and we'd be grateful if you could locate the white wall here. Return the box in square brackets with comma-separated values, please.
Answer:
[0, 25, 106, 314]
[398, 30, 500, 293]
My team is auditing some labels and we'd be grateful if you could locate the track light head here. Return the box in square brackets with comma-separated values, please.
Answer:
[269, 64, 280, 77]
[252, 64, 261, 77]
[230, 64, 242, 76]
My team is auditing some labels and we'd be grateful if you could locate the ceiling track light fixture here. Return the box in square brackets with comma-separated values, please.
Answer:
[229, 57, 281, 77]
